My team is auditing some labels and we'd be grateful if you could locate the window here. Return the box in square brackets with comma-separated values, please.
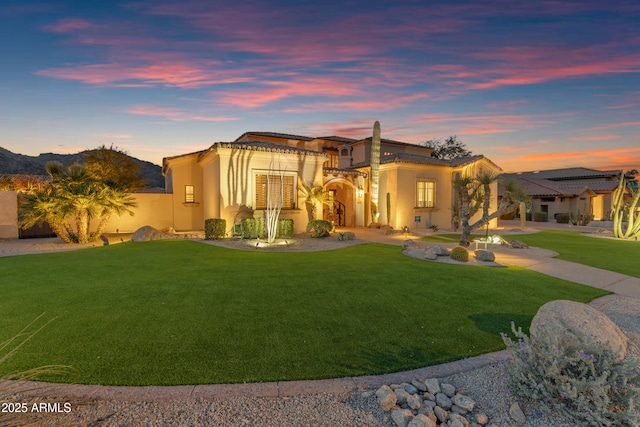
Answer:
[255, 174, 295, 209]
[416, 181, 435, 208]
[326, 154, 338, 168]
[185, 185, 195, 203]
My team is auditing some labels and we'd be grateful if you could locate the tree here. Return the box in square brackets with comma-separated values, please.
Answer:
[19, 161, 136, 244]
[454, 172, 527, 246]
[84, 144, 146, 192]
[298, 182, 332, 221]
[423, 136, 471, 160]
[612, 169, 640, 239]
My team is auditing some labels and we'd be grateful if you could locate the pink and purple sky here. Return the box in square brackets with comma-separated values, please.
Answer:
[1, 0, 639, 172]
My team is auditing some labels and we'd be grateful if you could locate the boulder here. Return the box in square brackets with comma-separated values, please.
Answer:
[424, 247, 437, 260]
[433, 245, 450, 256]
[509, 240, 528, 249]
[452, 394, 475, 412]
[435, 392, 452, 409]
[401, 382, 419, 395]
[338, 231, 356, 241]
[441, 383, 456, 397]
[407, 414, 437, 427]
[411, 380, 427, 392]
[530, 300, 628, 362]
[131, 226, 175, 242]
[404, 239, 417, 249]
[375, 385, 398, 412]
[424, 378, 440, 395]
[391, 408, 414, 427]
[474, 249, 495, 262]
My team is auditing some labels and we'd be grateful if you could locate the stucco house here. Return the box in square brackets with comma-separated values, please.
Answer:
[162, 130, 502, 234]
[499, 167, 626, 221]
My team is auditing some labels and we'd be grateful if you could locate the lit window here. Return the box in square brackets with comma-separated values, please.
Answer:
[185, 185, 195, 203]
[416, 181, 435, 208]
[255, 174, 295, 209]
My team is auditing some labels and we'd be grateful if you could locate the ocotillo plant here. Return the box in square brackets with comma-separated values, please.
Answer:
[370, 121, 381, 223]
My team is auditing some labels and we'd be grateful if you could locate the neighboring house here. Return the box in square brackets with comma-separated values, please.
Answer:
[162, 130, 502, 234]
[499, 167, 626, 221]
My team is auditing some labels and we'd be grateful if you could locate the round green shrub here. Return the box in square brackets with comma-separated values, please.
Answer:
[204, 218, 226, 240]
[307, 219, 333, 238]
[450, 246, 469, 262]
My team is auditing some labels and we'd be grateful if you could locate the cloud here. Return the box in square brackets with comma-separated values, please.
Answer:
[499, 147, 640, 171]
[126, 105, 238, 122]
[42, 18, 93, 33]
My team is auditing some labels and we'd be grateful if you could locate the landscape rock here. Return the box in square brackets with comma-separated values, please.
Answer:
[407, 413, 437, 427]
[423, 392, 435, 402]
[449, 413, 469, 427]
[131, 226, 175, 242]
[391, 408, 414, 427]
[474, 249, 495, 262]
[411, 380, 427, 392]
[404, 239, 417, 248]
[509, 402, 526, 424]
[394, 388, 411, 406]
[441, 383, 456, 397]
[452, 393, 475, 412]
[338, 231, 355, 241]
[435, 393, 452, 409]
[530, 299, 628, 362]
[474, 413, 489, 425]
[433, 245, 450, 256]
[405, 393, 422, 410]
[401, 382, 418, 395]
[375, 385, 397, 411]
[424, 247, 437, 260]
[433, 405, 448, 423]
[424, 378, 440, 395]
[509, 240, 528, 248]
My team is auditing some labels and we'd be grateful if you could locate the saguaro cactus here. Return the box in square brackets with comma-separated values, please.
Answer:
[370, 121, 381, 223]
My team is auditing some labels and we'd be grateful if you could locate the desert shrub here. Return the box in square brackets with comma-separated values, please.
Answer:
[500, 209, 517, 220]
[450, 246, 469, 262]
[555, 213, 570, 224]
[204, 218, 226, 240]
[277, 219, 294, 238]
[501, 322, 640, 427]
[533, 212, 548, 222]
[307, 219, 333, 238]
[242, 217, 264, 239]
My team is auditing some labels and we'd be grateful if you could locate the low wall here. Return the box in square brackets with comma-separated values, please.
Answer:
[0, 191, 18, 239]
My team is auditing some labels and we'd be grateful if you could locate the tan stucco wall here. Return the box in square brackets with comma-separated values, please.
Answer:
[0, 191, 18, 239]
[165, 154, 205, 231]
[96, 193, 174, 233]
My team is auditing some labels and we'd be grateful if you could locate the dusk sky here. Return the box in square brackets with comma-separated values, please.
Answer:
[1, 0, 639, 172]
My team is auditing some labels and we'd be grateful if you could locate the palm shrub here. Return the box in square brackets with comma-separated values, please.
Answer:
[19, 161, 136, 243]
[501, 322, 640, 426]
[204, 218, 226, 240]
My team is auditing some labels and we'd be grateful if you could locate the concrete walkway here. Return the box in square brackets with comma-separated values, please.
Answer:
[3, 224, 639, 401]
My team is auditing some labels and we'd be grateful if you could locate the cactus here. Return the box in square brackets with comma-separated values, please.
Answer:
[370, 121, 381, 224]
[450, 246, 469, 262]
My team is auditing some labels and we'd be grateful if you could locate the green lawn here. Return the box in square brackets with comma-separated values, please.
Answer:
[421, 230, 640, 278]
[0, 240, 607, 386]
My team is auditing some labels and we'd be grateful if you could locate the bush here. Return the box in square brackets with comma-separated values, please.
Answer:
[501, 322, 640, 426]
[533, 212, 548, 222]
[307, 219, 333, 238]
[242, 217, 264, 239]
[204, 218, 226, 240]
[556, 213, 570, 224]
[277, 218, 294, 238]
[450, 246, 469, 262]
[500, 209, 517, 220]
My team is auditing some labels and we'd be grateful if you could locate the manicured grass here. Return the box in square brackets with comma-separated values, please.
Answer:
[421, 230, 640, 278]
[0, 240, 607, 386]
[509, 230, 640, 278]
